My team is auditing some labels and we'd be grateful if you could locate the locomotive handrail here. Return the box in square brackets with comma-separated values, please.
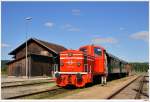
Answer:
[84, 64, 92, 73]
[89, 65, 92, 73]
[52, 64, 58, 78]
[53, 64, 58, 72]
[84, 64, 88, 73]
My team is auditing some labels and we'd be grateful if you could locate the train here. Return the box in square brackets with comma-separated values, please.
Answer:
[54, 45, 131, 88]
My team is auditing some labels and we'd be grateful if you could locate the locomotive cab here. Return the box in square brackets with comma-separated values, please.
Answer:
[80, 45, 108, 84]
[80, 45, 107, 74]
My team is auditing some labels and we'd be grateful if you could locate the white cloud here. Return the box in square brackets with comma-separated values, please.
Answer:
[119, 27, 125, 30]
[92, 37, 118, 44]
[1, 43, 10, 48]
[130, 31, 149, 42]
[44, 22, 54, 28]
[62, 23, 80, 32]
[72, 9, 81, 16]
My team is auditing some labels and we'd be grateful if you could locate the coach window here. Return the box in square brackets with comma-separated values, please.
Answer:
[94, 48, 102, 57]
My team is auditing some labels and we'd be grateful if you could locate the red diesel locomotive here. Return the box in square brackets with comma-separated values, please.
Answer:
[54, 45, 130, 88]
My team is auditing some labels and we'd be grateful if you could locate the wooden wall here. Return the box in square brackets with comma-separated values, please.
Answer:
[30, 55, 53, 76]
[8, 58, 29, 76]
[15, 42, 54, 60]
[8, 55, 53, 77]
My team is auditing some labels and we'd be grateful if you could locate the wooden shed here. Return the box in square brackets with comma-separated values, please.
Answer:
[7, 38, 67, 77]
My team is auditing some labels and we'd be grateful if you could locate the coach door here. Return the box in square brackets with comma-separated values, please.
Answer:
[94, 47, 104, 73]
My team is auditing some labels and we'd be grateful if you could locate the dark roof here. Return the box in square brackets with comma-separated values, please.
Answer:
[106, 52, 127, 64]
[9, 38, 67, 55]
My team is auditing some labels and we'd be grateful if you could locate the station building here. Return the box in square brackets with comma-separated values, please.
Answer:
[7, 38, 67, 77]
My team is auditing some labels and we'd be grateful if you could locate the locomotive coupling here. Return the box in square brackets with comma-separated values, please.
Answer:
[76, 73, 82, 81]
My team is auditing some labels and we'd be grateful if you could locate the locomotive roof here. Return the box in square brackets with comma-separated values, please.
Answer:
[79, 44, 127, 63]
[79, 44, 105, 50]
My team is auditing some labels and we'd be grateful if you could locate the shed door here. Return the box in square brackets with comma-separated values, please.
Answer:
[15, 63, 22, 76]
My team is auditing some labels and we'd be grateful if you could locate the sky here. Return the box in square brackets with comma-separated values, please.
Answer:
[1, 1, 149, 62]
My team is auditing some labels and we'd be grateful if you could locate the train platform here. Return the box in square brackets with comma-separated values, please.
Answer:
[1, 75, 54, 83]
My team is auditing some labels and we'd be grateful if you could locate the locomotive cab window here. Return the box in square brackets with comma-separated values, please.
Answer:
[94, 48, 102, 56]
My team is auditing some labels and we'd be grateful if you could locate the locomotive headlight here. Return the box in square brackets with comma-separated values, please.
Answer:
[77, 62, 81, 66]
[68, 53, 73, 57]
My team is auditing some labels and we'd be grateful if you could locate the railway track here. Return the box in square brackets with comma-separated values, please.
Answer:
[135, 75, 148, 99]
[6, 86, 62, 99]
[107, 75, 148, 99]
[2, 79, 56, 99]
[2, 79, 55, 88]
[6, 86, 76, 99]
[20, 87, 74, 99]
[3, 75, 148, 99]
[18, 75, 139, 99]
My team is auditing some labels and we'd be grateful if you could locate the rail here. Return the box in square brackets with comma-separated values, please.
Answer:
[107, 75, 141, 99]
[5, 87, 61, 99]
[135, 76, 145, 99]
[2, 80, 54, 88]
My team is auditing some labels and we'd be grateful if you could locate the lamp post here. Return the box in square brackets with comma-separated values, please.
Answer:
[25, 17, 32, 78]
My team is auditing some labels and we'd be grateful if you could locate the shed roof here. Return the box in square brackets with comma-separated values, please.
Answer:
[9, 38, 67, 55]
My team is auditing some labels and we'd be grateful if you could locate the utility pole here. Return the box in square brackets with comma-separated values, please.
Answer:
[25, 17, 32, 78]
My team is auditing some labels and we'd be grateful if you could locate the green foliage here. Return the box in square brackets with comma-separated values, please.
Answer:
[1, 60, 10, 75]
[130, 62, 149, 72]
